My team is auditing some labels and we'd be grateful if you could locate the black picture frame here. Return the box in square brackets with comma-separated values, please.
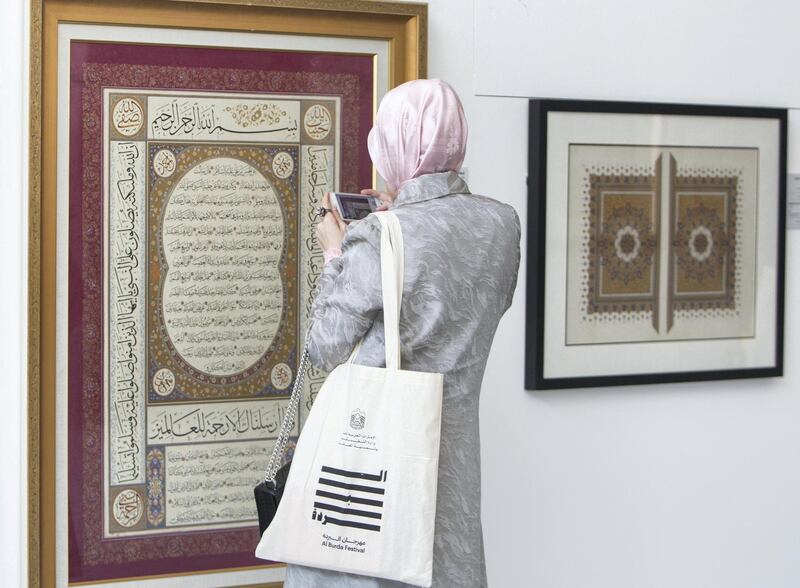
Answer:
[525, 99, 787, 390]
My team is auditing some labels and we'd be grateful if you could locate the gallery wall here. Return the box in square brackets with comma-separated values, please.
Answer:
[419, 0, 800, 587]
[2, 1, 799, 587]
[473, 0, 800, 108]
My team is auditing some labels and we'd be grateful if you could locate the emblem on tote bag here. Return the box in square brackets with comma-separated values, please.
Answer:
[349, 409, 366, 430]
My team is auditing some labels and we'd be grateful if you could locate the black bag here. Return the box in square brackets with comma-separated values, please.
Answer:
[254, 460, 291, 535]
[254, 346, 309, 536]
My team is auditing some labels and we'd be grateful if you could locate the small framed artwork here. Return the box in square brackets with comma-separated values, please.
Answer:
[526, 99, 787, 389]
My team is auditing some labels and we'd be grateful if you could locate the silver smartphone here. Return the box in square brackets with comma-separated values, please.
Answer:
[329, 192, 381, 222]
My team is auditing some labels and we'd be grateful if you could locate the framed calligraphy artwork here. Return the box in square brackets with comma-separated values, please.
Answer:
[28, 1, 427, 586]
[526, 99, 787, 390]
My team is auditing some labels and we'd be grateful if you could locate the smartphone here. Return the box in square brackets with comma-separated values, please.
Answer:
[329, 192, 380, 222]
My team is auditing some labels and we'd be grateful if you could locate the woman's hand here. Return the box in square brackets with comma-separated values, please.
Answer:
[361, 188, 395, 211]
[315, 192, 347, 251]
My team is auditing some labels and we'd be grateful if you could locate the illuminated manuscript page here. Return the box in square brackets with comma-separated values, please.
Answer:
[104, 89, 338, 536]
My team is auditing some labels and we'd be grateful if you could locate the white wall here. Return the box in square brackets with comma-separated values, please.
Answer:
[1, 0, 27, 586]
[422, 1, 800, 587]
[473, 0, 800, 108]
[5, 1, 799, 587]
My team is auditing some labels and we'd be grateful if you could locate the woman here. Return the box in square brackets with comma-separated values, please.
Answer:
[284, 79, 520, 587]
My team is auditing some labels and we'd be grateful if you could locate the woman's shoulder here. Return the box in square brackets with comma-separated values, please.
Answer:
[451, 192, 521, 227]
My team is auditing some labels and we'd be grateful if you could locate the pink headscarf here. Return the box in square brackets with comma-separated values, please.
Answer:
[367, 79, 468, 192]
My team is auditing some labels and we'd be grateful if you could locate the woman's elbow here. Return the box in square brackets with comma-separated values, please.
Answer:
[307, 325, 350, 372]
[306, 331, 347, 372]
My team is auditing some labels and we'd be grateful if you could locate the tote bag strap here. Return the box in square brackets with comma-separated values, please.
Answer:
[375, 211, 404, 370]
[347, 211, 404, 370]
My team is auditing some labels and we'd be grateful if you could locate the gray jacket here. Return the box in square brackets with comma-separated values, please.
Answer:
[285, 171, 521, 587]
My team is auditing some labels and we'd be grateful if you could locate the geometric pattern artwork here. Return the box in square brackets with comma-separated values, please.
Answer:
[529, 98, 786, 390]
[568, 145, 754, 345]
[668, 155, 739, 331]
[588, 156, 661, 332]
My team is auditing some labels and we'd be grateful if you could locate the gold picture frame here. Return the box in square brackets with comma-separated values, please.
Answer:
[28, 1, 426, 586]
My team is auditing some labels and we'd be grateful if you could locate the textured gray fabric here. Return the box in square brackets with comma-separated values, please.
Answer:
[284, 171, 521, 588]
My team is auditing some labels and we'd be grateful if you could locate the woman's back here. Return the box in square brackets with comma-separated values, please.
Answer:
[286, 171, 520, 587]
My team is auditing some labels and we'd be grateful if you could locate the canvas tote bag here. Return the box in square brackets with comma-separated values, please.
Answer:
[256, 210, 444, 587]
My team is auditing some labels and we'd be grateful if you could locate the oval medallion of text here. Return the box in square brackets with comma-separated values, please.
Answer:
[161, 157, 285, 377]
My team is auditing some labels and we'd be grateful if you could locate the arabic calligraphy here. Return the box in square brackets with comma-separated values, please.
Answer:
[165, 441, 268, 526]
[153, 148, 176, 178]
[161, 157, 285, 376]
[112, 97, 144, 137]
[148, 97, 300, 142]
[112, 488, 144, 528]
[272, 151, 295, 179]
[152, 367, 175, 397]
[303, 104, 332, 141]
[109, 140, 146, 486]
[147, 399, 293, 444]
[301, 145, 335, 409]
[271, 362, 293, 390]
[103, 90, 343, 536]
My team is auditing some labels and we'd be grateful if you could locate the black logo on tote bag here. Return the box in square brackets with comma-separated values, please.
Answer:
[311, 466, 388, 532]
